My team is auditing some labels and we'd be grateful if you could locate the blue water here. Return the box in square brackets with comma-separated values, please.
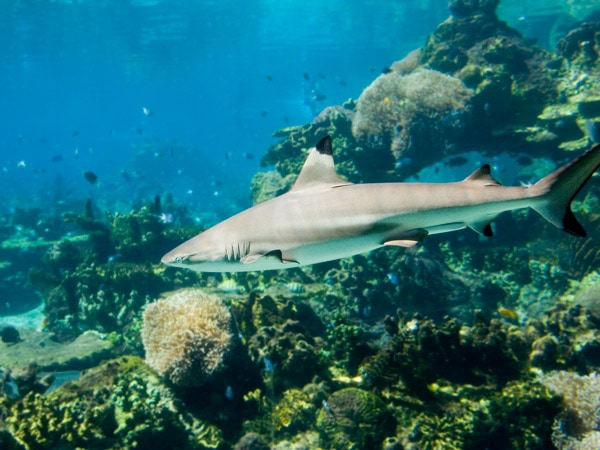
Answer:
[1, 0, 592, 223]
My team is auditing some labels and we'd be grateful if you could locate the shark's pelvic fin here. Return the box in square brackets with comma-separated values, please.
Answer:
[529, 144, 600, 237]
[467, 221, 494, 237]
[463, 164, 501, 186]
[383, 229, 429, 247]
[291, 136, 352, 191]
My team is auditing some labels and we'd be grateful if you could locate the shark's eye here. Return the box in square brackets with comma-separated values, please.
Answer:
[173, 256, 184, 264]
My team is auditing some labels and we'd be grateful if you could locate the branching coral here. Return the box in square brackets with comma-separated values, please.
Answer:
[352, 68, 473, 171]
[142, 289, 232, 386]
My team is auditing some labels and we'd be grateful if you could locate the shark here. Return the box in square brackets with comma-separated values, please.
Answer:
[162, 136, 600, 273]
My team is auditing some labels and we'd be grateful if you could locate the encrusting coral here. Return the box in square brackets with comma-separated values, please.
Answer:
[142, 289, 232, 386]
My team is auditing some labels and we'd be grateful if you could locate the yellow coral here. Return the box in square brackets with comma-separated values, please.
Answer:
[141, 289, 232, 386]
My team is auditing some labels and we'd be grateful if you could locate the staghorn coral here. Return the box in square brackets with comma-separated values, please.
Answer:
[352, 68, 473, 173]
[142, 289, 232, 386]
[539, 370, 600, 449]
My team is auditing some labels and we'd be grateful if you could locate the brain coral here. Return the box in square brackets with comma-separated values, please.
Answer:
[352, 68, 473, 173]
[142, 289, 232, 386]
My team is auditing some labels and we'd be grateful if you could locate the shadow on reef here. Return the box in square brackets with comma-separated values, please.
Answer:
[1, 1, 600, 449]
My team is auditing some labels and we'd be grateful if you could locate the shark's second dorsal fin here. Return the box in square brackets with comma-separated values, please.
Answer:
[291, 136, 352, 191]
[463, 164, 501, 186]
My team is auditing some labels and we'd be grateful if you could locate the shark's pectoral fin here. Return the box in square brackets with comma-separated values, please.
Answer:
[241, 250, 299, 265]
[383, 229, 428, 247]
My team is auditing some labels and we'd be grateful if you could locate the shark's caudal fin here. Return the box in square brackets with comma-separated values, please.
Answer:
[529, 144, 600, 237]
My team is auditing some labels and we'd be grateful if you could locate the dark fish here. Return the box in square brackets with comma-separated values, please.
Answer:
[83, 171, 98, 184]
[545, 59, 562, 70]
[445, 156, 468, 167]
[260, 110, 268, 117]
[265, 74, 273, 81]
[0, 326, 20, 343]
[382, 67, 393, 74]
[243, 153, 254, 160]
[121, 171, 133, 182]
[72, 131, 79, 137]
[317, 73, 326, 79]
[51, 154, 63, 162]
[517, 155, 533, 166]
[313, 92, 326, 102]
[303, 72, 310, 80]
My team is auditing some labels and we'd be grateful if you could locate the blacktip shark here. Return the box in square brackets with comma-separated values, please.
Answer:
[162, 136, 600, 273]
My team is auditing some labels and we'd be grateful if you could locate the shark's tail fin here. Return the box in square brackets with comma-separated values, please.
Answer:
[529, 144, 600, 237]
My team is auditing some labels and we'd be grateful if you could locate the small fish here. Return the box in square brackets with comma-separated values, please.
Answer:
[158, 213, 173, 224]
[107, 253, 124, 264]
[217, 278, 241, 293]
[263, 357, 276, 373]
[387, 272, 399, 285]
[265, 74, 273, 81]
[72, 131, 79, 137]
[260, 110, 268, 117]
[381, 67, 393, 74]
[51, 154, 63, 162]
[445, 156, 468, 167]
[142, 107, 153, 117]
[243, 152, 254, 160]
[0, 369, 20, 400]
[285, 281, 305, 294]
[225, 385, 234, 400]
[497, 306, 518, 320]
[322, 400, 336, 418]
[585, 119, 600, 144]
[83, 171, 98, 184]
[303, 72, 310, 80]
[74, 148, 79, 159]
[16, 160, 26, 169]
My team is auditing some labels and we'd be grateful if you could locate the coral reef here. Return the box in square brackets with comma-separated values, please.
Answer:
[316, 387, 395, 449]
[539, 370, 600, 449]
[142, 289, 232, 386]
[1, 356, 222, 449]
[352, 68, 474, 172]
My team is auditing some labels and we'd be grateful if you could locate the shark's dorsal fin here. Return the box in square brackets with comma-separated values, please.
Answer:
[463, 164, 501, 186]
[291, 136, 352, 191]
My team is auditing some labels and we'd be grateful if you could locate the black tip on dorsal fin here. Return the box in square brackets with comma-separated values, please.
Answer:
[463, 163, 501, 186]
[316, 136, 332, 155]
